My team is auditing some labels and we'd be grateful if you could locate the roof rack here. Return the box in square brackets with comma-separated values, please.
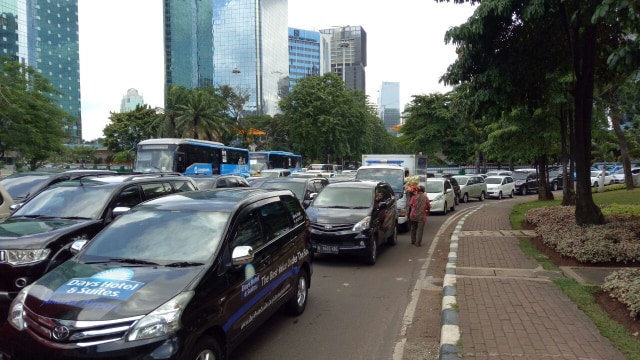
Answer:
[120, 172, 184, 181]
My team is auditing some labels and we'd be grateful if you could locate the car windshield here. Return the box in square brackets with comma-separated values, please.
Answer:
[260, 171, 281, 178]
[312, 187, 372, 208]
[453, 176, 469, 185]
[80, 209, 229, 264]
[424, 181, 445, 193]
[485, 177, 503, 185]
[0, 174, 53, 201]
[261, 181, 306, 199]
[11, 180, 113, 219]
[590, 171, 603, 177]
[355, 168, 403, 193]
[512, 172, 531, 180]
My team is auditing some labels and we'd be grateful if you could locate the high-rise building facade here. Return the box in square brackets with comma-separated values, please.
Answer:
[120, 88, 145, 112]
[379, 82, 401, 135]
[212, 0, 288, 116]
[163, 0, 288, 116]
[288, 28, 321, 90]
[319, 26, 367, 92]
[163, 0, 214, 88]
[0, 0, 81, 143]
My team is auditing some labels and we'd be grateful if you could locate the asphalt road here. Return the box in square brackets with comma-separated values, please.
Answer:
[230, 199, 484, 360]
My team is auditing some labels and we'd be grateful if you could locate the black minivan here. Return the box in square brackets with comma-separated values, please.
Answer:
[305, 180, 397, 265]
[1, 188, 312, 359]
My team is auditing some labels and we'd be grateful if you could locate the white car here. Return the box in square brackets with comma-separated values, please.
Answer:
[590, 170, 614, 187]
[484, 175, 515, 199]
[611, 167, 640, 185]
[453, 174, 487, 202]
[423, 178, 456, 214]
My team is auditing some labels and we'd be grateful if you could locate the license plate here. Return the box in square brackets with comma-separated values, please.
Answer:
[317, 244, 339, 254]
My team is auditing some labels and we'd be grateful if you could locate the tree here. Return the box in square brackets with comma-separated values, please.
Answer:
[174, 86, 231, 141]
[0, 56, 70, 170]
[103, 105, 158, 160]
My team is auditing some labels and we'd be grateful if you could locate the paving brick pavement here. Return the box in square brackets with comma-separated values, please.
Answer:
[440, 198, 625, 360]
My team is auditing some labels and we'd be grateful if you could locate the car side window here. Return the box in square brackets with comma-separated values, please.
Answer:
[259, 201, 291, 241]
[217, 178, 229, 188]
[231, 211, 264, 249]
[172, 180, 196, 192]
[114, 185, 143, 208]
[281, 195, 305, 226]
[141, 182, 172, 200]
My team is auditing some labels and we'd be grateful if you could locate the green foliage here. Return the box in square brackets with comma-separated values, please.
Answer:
[103, 105, 159, 154]
[0, 56, 70, 169]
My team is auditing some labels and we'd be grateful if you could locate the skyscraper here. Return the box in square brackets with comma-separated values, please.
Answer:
[120, 88, 145, 112]
[164, 0, 288, 117]
[212, 0, 288, 116]
[379, 82, 401, 135]
[0, 0, 81, 143]
[319, 26, 367, 92]
[288, 28, 321, 90]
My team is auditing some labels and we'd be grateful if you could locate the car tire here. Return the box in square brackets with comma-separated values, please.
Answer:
[190, 336, 223, 360]
[450, 202, 455, 212]
[387, 224, 398, 246]
[510, 190, 514, 198]
[442, 202, 448, 215]
[497, 191, 502, 200]
[593, 181, 598, 187]
[364, 236, 377, 265]
[454, 195, 459, 205]
[609, 180, 614, 185]
[479, 192, 485, 201]
[462, 193, 468, 203]
[285, 267, 309, 316]
[552, 182, 558, 191]
[521, 185, 527, 195]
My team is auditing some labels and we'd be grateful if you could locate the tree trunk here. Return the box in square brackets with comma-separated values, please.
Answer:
[572, 22, 604, 226]
[560, 106, 575, 205]
[609, 108, 634, 190]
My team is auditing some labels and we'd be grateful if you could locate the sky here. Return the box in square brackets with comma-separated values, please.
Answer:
[78, 0, 477, 141]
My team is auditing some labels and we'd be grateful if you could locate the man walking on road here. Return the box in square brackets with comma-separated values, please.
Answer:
[409, 185, 430, 246]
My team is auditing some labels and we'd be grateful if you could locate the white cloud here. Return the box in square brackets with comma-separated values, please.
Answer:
[78, 0, 475, 141]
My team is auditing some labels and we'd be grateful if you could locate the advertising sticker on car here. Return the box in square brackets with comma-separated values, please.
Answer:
[52, 268, 145, 301]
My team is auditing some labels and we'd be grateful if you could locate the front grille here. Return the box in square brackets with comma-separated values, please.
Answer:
[24, 306, 143, 348]
[310, 223, 354, 232]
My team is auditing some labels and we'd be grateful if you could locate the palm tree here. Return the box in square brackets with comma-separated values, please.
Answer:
[174, 88, 230, 141]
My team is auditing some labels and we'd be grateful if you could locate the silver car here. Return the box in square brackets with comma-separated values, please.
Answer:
[453, 175, 487, 203]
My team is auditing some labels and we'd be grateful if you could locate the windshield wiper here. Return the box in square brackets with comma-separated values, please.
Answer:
[164, 261, 205, 268]
[107, 258, 160, 266]
[58, 216, 93, 220]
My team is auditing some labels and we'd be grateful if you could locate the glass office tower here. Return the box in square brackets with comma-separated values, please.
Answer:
[288, 27, 321, 91]
[212, 0, 288, 116]
[163, 0, 214, 88]
[379, 81, 401, 135]
[0, 0, 81, 143]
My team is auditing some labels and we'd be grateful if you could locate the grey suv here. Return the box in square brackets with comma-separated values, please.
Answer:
[0, 174, 197, 317]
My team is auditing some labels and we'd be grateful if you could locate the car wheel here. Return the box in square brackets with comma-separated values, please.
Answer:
[462, 193, 468, 203]
[387, 224, 398, 246]
[364, 236, 377, 265]
[450, 202, 455, 212]
[454, 194, 459, 205]
[521, 185, 527, 195]
[593, 181, 598, 187]
[510, 190, 514, 198]
[609, 180, 614, 185]
[443, 202, 448, 215]
[479, 192, 485, 201]
[285, 268, 309, 315]
[497, 191, 502, 200]
[552, 182, 558, 191]
[190, 336, 223, 360]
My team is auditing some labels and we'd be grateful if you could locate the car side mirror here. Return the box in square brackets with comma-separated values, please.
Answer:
[231, 245, 255, 266]
[70, 239, 88, 255]
[112, 206, 130, 217]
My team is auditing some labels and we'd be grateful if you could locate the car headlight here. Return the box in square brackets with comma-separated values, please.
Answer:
[9, 284, 33, 331]
[6, 249, 51, 265]
[127, 291, 194, 341]
[352, 216, 371, 232]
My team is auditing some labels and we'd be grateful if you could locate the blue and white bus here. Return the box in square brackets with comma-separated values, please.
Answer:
[134, 138, 250, 176]
[249, 150, 303, 175]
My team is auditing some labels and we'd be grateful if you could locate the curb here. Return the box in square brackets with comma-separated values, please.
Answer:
[439, 206, 482, 360]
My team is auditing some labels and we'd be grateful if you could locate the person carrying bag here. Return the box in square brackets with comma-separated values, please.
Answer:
[409, 185, 431, 246]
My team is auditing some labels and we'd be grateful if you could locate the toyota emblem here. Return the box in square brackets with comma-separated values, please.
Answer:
[324, 225, 333, 229]
[52, 325, 70, 340]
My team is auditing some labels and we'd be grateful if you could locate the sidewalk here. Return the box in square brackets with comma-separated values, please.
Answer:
[440, 198, 625, 360]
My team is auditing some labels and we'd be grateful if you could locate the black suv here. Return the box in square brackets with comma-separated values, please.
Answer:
[512, 170, 539, 195]
[0, 174, 197, 317]
[1, 188, 312, 360]
[0, 170, 117, 205]
[258, 177, 329, 208]
[306, 180, 397, 265]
